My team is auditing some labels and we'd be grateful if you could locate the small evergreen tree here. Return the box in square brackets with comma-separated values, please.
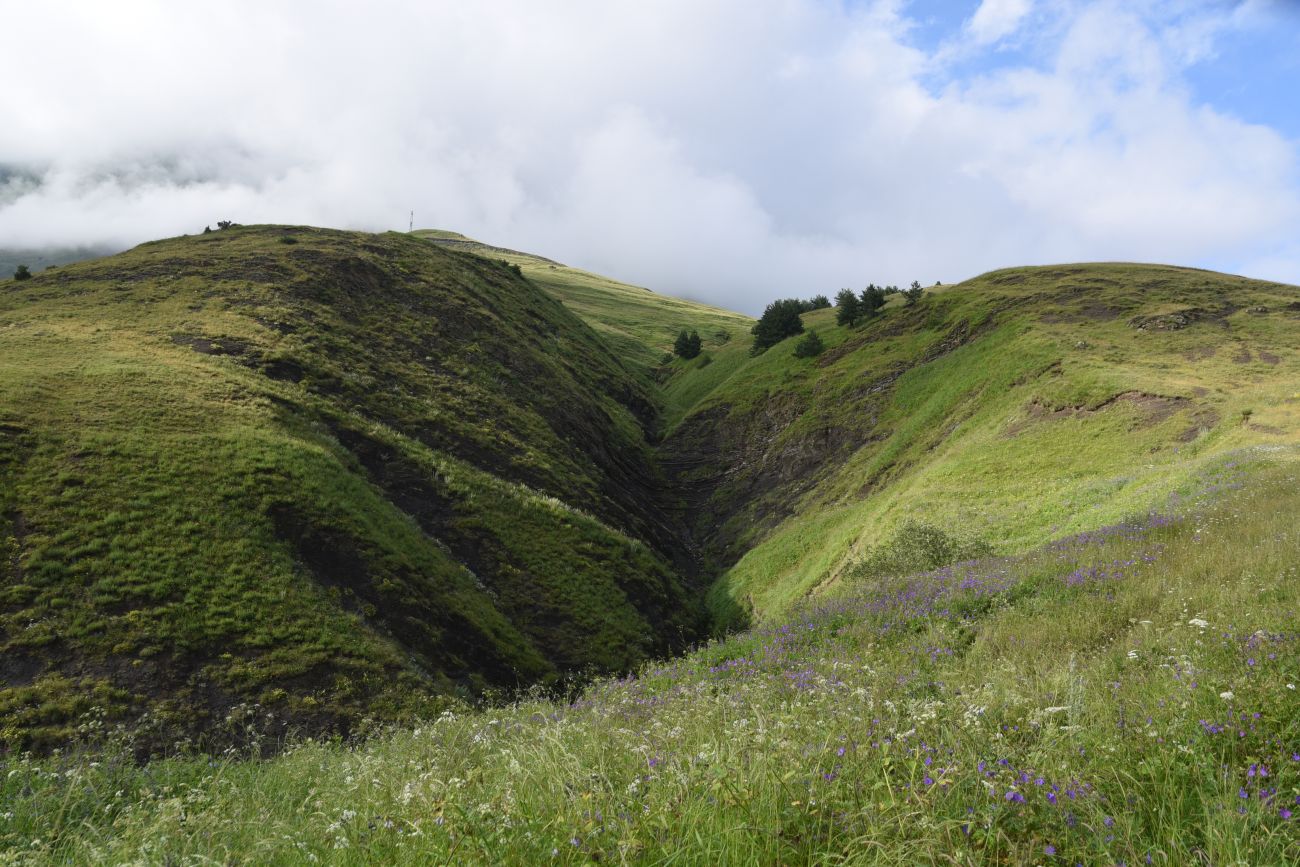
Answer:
[674, 329, 702, 359]
[13, 265, 32, 281]
[808, 294, 832, 310]
[793, 329, 825, 358]
[860, 284, 885, 318]
[835, 288, 861, 327]
[750, 299, 806, 354]
[903, 280, 923, 305]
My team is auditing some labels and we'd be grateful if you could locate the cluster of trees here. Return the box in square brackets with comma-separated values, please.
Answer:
[673, 329, 703, 359]
[836, 281, 925, 327]
[750, 295, 831, 354]
[12, 265, 31, 281]
[202, 220, 242, 233]
[749, 280, 928, 355]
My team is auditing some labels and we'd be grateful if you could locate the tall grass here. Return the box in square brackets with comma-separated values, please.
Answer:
[4, 450, 1297, 864]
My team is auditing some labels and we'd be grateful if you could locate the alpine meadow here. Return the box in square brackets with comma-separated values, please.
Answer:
[0, 222, 1298, 864]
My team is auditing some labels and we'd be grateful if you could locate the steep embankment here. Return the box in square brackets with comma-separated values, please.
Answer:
[412, 233, 1300, 629]
[652, 264, 1300, 623]
[0, 226, 703, 751]
[414, 229, 753, 386]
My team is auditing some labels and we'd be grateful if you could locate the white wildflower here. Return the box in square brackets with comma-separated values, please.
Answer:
[1188, 618, 1209, 628]
[1219, 691, 1234, 700]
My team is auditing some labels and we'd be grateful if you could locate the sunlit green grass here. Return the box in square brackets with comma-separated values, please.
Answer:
[669, 265, 1300, 624]
[5, 450, 1298, 864]
[5, 229, 1300, 864]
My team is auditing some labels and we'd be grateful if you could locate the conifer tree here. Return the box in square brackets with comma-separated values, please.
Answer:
[860, 284, 885, 318]
[835, 288, 861, 327]
[750, 299, 806, 353]
[674, 329, 702, 359]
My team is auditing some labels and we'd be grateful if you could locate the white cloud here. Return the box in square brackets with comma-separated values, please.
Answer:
[966, 0, 1035, 45]
[0, 0, 1296, 313]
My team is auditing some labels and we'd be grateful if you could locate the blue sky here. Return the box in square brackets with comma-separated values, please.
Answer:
[900, 1, 1300, 138]
[1, 0, 1298, 312]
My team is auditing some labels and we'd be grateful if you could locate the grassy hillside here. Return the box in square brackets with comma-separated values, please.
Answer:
[0, 226, 704, 752]
[7, 447, 1299, 864]
[413, 229, 753, 386]
[5, 228, 1300, 862]
[652, 264, 1300, 625]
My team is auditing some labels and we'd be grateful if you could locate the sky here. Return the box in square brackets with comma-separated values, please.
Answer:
[1, 0, 1298, 313]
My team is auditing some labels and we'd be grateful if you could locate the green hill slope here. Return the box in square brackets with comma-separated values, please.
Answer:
[6, 233, 1300, 863]
[653, 264, 1300, 624]
[0, 226, 703, 751]
[4, 228, 1298, 761]
[412, 229, 753, 386]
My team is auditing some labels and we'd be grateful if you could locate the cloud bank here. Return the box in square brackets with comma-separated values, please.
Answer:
[1, 0, 1297, 312]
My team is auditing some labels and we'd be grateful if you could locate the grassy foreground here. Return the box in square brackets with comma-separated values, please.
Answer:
[4, 448, 1297, 864]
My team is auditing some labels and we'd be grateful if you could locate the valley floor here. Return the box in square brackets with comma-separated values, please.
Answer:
[4, 448, 1300, 864]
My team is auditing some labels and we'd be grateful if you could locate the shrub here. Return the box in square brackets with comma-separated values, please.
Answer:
[849, 519, 993, 581]
[13, 265, 32, 281]
[674, 329, 702, 359]
[750, 299, 806, 353]
[278, 235, 299, 245]
[792, 330, 825, 358]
